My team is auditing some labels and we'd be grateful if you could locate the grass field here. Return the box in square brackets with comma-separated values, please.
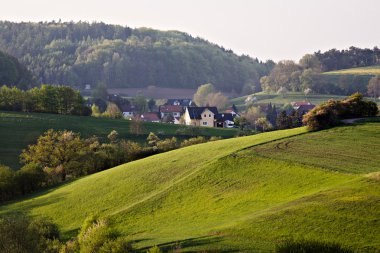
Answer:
[230, 92, 347, 111]
[0, 111, 237, 169]
[1, 121, 379, 252]
[323, 65, 380, 76]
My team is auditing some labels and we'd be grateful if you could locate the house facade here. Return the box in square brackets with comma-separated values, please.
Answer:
[159, 105, 183, 118]
[184, 107, 218, 127]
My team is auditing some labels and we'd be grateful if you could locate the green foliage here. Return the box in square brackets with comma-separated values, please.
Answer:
[0, 111, 237, 169]
[0, 85, 88, 115]
[303, 93, 379, 130]
[102, 103, 123, 119]
[0, 50, 35, 89]
[0, 164, 15, 201]
[367, 75, 380, 98]
[0, 215, 61, 253]
[276, 240, 353, 253]
[193, 83, 215, 106]
[180, 136, 206, 147]
[0, 21, 271, 93]
[147, 246, 162, 253]
[147, 132, 160, 146]
[2, 125, 380, 251]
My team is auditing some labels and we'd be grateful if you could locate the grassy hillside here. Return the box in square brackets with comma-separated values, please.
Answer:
[1, 121, 379, 252]
[230, 92, 347, 111]
[0, 111, 237, 169]
[323, 65, 380, 76]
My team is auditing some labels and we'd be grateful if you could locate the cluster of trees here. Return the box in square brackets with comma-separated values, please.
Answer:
[303, 93, 378, 131]
[0, 129, 222, 202]
[193, 83, 228, 109]
[260, 48, 380, 96]
[0, 85, 90, 115]
[0, 50, 35, 89]
[314, 46, 380, 71]
[0, 214, 165, 253]
[236, 103, 305, 132]
[368, 75, 380, 98]
[0, 21, 273, 93]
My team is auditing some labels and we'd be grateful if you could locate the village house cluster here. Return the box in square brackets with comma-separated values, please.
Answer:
[120, 98, 240, 128]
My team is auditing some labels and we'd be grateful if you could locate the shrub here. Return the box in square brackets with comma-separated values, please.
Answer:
[156, 137, 178, 152]
[147, 245, 162, 253]
[209, 136, 222, 142]
[180, 136, 206, 147]
[276, 239, 353, 253]
[0, 215, 61, 253]
[303, 93, 378, 131]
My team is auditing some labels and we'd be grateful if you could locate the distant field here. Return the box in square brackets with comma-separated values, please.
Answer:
[323, 65, 380, 75]
[1, 122, 380, 252]
[107, 87, 197, 99]
[0, 111, 237, 169]
[230, 92, 348, 111]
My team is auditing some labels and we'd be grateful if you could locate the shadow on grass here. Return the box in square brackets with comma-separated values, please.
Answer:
[138, 235, 238, 253]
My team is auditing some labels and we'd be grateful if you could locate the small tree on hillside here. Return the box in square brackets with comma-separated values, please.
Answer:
[367, 75, 380, 98]
[147, 132, 160, 146]
[277, 87, 288, 98]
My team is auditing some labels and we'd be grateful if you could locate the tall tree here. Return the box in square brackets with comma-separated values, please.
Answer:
[367, 75, 380, 98]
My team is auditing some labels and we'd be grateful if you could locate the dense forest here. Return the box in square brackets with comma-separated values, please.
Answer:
[0, 50, 34, 89]
[0, 21, 273, 93]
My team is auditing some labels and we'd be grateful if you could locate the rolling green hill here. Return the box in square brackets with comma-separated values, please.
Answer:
[230, 92, 348, 111]
[0, 21, 272, 93]
[323, 65, 380, 76]
[0, 111, 237, 169]
[1, 121, 379, 252]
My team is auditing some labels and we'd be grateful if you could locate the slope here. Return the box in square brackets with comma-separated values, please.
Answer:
[1, 123, 380, 252]
[0, 111, 237, 169]
[0, 21, 271, 93]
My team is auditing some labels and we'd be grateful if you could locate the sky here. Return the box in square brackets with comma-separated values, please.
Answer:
[1, 0, 379, 61]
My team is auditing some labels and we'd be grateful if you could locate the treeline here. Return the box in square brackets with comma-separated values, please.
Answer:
[0, 21, 273, 93]
[303, 93, 378, 131]
[315, 46, 380, 71]
[260, 53, 378, 96]
[0, 85, 90, 115]
[0, 50, 34, 89]
[0, 129, 220, 202]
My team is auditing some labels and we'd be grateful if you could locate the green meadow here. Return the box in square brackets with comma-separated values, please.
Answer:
[1, 121, 379, 252]
[230, 92, 347, 111]
[323, 65, 380, 76]
[0, 111, 237, 169]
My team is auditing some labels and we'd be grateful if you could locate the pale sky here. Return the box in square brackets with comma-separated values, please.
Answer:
[1, 0, 379, 61]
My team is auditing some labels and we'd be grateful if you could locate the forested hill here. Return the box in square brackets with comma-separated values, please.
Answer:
[0, 50, 34, 89]
[0, 21, 273, 93]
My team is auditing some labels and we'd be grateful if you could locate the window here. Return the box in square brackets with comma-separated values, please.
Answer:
[209, 114, 211, 117]
[204, 114, 206, 117]
[203, 122, 207, 125]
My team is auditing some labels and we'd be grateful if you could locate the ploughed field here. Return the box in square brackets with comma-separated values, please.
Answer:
[1, 121, 379, 252]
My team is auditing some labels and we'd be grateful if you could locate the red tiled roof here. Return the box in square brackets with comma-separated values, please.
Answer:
[139, 112, 160, 122]
[159, 105, 183, 113]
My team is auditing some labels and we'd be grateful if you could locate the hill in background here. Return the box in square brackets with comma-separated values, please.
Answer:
[1, 121, 379, 252]
[0, 50, 34, 89]
[0, 21, 273, 93]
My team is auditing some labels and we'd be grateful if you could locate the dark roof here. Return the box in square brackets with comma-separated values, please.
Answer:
[165, 99, 194, 106]
[119, 104, 136, 112]
[159, 105, 183, 113]
[215, 113, 235, 122]
[186, 107, 219, 119]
